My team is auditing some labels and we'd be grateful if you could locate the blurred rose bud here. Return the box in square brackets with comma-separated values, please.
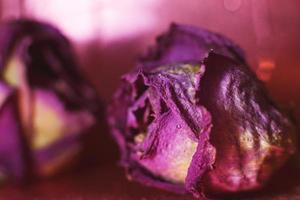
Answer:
[0, 19, 101, 182]
[108, 24, 296, 197]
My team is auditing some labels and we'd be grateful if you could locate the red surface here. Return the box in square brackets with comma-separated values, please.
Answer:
[0, 157, 300, 200]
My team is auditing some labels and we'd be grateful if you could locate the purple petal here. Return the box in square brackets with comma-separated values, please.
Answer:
[0, 88, 29, 181]
[140, 23, 246, 67]
[198, 53, 296, 194]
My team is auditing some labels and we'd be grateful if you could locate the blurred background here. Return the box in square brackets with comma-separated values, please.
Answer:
[1, 0, 299, 112]
[0, 0, 300, 199]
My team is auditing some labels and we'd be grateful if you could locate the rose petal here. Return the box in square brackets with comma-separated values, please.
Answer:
[0, 87, 29, 181]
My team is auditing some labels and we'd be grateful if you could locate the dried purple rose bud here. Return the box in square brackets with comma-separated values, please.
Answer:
[0, 20, 100, 181]
[108, 24, 296, 197]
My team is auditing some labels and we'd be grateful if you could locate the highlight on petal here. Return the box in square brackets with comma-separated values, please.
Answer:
[32, 89, 94, 150]
[3, 56, 26, 87]
[136, 111, 198, 184]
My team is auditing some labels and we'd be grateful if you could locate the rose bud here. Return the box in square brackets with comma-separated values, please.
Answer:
[0, 19, 100, 180]
[108, 24, 296, 197]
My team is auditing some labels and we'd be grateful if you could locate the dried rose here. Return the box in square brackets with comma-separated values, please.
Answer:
[0, 19, 100, 181]
[108, 24, 296, 197]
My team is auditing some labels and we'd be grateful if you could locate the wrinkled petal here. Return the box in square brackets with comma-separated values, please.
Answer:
[109, 23, 296, 197]
[199, 53, 296, 194]
[109, 60, 217, 194]
[139, 23, 246, 67]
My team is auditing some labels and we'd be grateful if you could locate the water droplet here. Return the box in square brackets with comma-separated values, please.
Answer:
[176, 124, 182, 129]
